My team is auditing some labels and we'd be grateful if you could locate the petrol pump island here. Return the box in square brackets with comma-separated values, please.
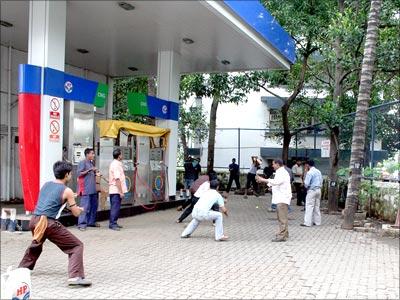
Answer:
[16, 65, 177, 227]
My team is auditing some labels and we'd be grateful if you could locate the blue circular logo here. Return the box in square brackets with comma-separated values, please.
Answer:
[154, 176, 163, 190]
[162, 105, 168, 114]
[64, 81, 73, 93]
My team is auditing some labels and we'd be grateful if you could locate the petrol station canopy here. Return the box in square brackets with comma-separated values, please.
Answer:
[1, 0, 295, 77]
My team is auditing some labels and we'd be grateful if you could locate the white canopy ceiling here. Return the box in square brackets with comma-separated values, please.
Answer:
[1, 1, 294, 77]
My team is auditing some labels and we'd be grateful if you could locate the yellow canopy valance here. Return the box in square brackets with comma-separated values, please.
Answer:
[97, 120, 170, 139]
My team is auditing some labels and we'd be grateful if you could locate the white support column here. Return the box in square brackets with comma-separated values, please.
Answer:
[156, 51, 180, 198]
[28, 0, 66, 187]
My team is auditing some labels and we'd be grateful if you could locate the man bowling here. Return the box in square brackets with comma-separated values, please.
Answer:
[19, 161, 92, 287]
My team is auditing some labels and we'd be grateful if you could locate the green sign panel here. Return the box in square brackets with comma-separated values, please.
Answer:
[127, 92, 149, 115]
[94, 83, 108, 108]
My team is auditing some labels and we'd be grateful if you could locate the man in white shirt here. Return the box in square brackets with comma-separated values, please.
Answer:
[292, 160, 305, 206]
[181, 180, 229, 241]
[256, 159, 292, 242]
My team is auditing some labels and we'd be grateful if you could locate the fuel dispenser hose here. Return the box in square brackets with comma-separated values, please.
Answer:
[99, 173, 159, 211]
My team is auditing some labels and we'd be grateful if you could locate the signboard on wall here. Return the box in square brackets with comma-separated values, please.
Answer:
[321, 140, 330, 158]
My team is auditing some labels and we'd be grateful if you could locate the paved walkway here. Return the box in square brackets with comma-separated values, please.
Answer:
[1, 194, 399, 299]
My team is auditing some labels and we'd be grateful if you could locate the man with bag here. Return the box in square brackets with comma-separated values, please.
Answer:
[18, 161, 92, 287]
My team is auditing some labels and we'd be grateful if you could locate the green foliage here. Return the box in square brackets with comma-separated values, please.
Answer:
[180, 73, 254, 104]
[113, 77, 154, 124]
[178, 105, 208, 143]
[337, 167, 350, 178]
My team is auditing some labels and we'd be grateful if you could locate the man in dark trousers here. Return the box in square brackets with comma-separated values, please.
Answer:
[226, 158, 240, 193]
[77, 148, 100, 231]
[177, 171, 218, 223]
[19, 161, 91, 287]
[182, 156, 196, 199]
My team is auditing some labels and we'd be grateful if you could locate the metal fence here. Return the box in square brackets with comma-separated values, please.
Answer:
[198, 100, 399, 175]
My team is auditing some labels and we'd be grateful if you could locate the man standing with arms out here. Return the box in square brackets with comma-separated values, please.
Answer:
[77, 148, 100, 231]
[109, 148, 127, 231]
[301, 160, 323, 227]
[244, 156, 261, 199]
[226, 158, 240, 193]
[181, 180, 229, 241]
[19, 161, 91, 287]
[256, 159, 292, 242]
[292, 160, 305, 206]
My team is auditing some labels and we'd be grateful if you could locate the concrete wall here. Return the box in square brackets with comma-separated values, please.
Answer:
[0, 45, 110, 201]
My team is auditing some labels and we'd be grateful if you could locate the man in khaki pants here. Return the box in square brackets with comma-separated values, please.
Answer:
[256, 159, 292, 242]
[301, 160, 322, 227]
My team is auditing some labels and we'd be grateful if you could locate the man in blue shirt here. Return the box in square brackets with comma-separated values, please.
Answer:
[301, 160, 323, 227]
[77, 148, 99, 231]
[226, 158, 241, 193]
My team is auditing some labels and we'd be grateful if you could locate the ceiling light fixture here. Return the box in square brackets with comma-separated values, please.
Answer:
[118, 2, 135, 11]
[221, 60, 230, 65]
[0, 20, 13, 28]
[77, 48, 89, 54]
[182, 38, 194, 45]
[128, 67, 138, 72]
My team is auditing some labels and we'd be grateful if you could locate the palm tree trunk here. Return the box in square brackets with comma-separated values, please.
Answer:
[342, 0, 382, 229]
[207, 97, 219, 172]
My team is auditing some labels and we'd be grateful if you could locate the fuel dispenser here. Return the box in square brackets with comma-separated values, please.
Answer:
[97, 120, 170, 210]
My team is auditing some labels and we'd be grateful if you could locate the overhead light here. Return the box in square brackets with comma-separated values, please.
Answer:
[221, 60, 230, 65]
[128, 67, 138, 72]
[0, 20, 13, 28]
[77, 48, 89, 54]
[182, 38, 194, 45]
[118, 2, 135, 11]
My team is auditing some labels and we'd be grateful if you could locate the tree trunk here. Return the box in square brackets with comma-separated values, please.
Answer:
[281, 104, 291, 164]
[180, 132, 189, 161]
[342, 0, 382, 230]
[147, 76, 156, 126]
[147, 76, 156, 96]
[328, 127, 340, 212]
[207, 97, 219, 172]
[327, 0, 345, 213]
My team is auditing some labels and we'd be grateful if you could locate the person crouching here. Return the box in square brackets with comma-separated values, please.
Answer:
[181, 179, 229, 241]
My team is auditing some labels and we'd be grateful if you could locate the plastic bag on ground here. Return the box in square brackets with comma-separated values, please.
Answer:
[1, 266, 31, 300]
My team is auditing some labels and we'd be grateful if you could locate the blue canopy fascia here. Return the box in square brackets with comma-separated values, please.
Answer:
[223, 0, 296, 64]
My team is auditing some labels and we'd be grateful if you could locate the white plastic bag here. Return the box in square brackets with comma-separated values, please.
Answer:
[1, 266, 31, 300]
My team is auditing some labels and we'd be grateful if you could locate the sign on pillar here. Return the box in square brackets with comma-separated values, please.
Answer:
[40, 95, 64, 186]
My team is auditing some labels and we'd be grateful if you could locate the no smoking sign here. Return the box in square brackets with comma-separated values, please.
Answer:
[50, 120, 60, 134]
[50, 98, 60, 111]
[48, 97, 61, 142]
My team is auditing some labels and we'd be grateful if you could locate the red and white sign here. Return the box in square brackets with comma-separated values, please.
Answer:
[50, 98, 60, 111]
[48, 98, 61, 142]
[50, 120, 60, 134]
[321, 140, 330, 158]
[49, 120, 60, 142]
[50, 111, 60, 119]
